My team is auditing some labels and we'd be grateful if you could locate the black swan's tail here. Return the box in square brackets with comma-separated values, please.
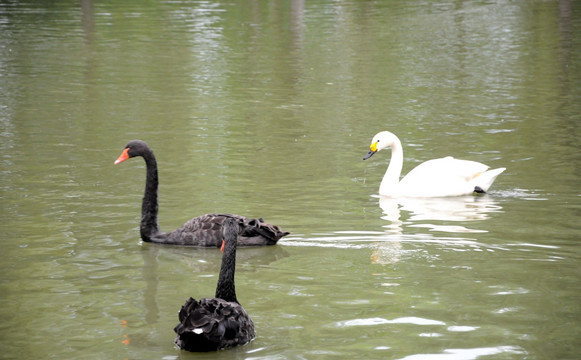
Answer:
[237, 216, 290, 245]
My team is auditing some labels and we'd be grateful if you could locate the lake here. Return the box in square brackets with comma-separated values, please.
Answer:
[0, 0, 580, 359]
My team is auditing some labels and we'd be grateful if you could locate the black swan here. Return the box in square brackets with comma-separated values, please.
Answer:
[114, 140, 289, 246]
[174, 218, 256, 351]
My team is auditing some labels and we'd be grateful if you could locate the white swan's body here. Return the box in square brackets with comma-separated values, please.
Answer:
[363, 131, 505, 197]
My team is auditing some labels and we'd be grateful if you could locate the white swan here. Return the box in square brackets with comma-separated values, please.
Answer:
[363, 131, 506, 197]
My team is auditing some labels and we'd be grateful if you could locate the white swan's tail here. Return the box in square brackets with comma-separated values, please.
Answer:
[472, 167, 506, 193]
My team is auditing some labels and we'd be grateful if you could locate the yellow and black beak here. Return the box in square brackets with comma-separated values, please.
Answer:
[363, 142, 378, 160]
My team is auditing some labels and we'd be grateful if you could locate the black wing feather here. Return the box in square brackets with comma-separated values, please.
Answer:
[152, 213, 289, 246]
[174, 297, 255, 352]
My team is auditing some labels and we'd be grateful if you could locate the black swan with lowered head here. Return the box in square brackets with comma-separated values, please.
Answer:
[174, 218, 256, 351]
[114, 140, 289, 246]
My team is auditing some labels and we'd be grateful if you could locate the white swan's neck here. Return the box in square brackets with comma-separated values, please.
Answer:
[379, 137, 404, 196]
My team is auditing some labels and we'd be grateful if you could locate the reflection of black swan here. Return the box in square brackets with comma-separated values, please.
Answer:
[114, 140, 289, 246]
[174, 218, 255, 351]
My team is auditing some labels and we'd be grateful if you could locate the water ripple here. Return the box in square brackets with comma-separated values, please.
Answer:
[398, 346, 525, 360]
[334, 316, 446, 328]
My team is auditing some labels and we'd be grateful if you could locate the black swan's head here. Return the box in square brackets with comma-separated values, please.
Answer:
[114, 140, 151, 164]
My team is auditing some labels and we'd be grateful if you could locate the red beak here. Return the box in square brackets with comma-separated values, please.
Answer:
[220, 239, 225, 253]
[114, 148, 130, 165]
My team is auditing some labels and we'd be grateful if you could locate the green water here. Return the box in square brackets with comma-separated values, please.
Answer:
[1, 0, 580, 359]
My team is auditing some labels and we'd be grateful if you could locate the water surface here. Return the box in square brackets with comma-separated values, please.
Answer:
[1, 1, 580, 359]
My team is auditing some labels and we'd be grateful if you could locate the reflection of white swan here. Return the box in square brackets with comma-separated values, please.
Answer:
[371, 195, 503, 264]
[379, 195, 503, 233]
[363, 131, 506, 197]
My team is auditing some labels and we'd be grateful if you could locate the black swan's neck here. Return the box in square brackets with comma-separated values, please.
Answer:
[140, 149, 161, 242]
[215, 241, 238, 304]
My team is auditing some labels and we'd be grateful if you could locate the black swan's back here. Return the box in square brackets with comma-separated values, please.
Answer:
[159, 213, 289, 247]
[174, 297, 255, 351]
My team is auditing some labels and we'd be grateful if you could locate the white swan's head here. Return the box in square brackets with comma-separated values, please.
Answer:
[363, 131, 400, 160]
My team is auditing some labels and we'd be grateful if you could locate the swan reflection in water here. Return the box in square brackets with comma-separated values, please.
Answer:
[371, 195, 503, 264]
[379, 195, 503, 232]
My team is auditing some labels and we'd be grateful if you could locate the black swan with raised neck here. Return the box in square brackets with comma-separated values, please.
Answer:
[174, 218, 255, 351]
[114, 140, 289, 246]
